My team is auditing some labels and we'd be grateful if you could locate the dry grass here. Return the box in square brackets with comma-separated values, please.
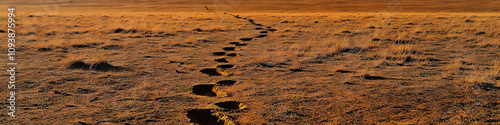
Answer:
[0, 1, 499, 124]
[59, 54, 83, 67]
[86, 50, 108, 64]
[492, 61, 500, 79]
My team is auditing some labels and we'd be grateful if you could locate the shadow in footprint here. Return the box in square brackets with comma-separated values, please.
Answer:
[256, 34, 267, 38]
[186, 109, 224, 125]
[216, 80, 237, 86]
[215, 58, 230, 63]
[260, 31, 268, 33]
[229, 42, 240, 45]
[215, 101, 245, 110]
[200, 68, 223, 76]
[239, 38, 253, 41]
[213, 52, 226, 56]
[217, 64, 234, 69]
[192, 84, 217, 97]
[223, 47, 236, 51]
[226, 53, 238, 57]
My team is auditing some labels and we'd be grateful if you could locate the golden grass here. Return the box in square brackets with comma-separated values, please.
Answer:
[1, 7, 499, 124]
[490, 60, 500, 81]
[59, 54, 83, 67]
[86, 50, 108, 64]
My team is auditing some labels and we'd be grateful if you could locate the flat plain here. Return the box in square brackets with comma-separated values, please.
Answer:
[0, 0, 499, 124]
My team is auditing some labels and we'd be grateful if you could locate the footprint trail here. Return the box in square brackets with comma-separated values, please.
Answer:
[187, 6, 278, 125]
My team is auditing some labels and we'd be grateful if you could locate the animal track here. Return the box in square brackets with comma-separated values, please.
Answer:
[192, 84, 226, 97]
[186, 109, 225, 125]
[200, 68, 229, 76]
[229, 42, 240, 45]
[214, 58, 230, 63]
[216, 80, 237, 86]
[213, 52, 226, 56]
[256, 34, 267, 38]
[215, 101, 246, 110]
[239, 38, 253, 41]
[216, 64, 234, 69]
[188, 7, 281, 124]
[223, 47, 237, 51]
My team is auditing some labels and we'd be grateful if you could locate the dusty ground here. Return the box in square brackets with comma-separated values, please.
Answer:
[0, 0, 499, 125]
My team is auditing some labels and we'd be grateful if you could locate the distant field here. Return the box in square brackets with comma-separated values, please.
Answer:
[3, 0, 500, 13]
[0, 0, 499, 125]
